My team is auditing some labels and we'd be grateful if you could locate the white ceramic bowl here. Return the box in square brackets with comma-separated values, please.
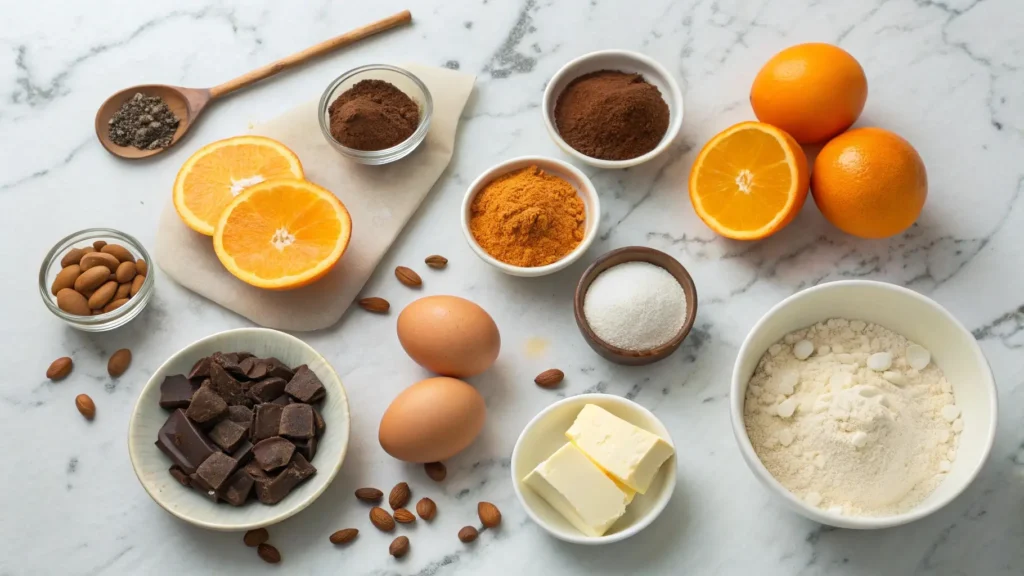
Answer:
[730, 280, 997, 529]
[128, 328, 351, 531]
[461, 156, 601, 277]
[511, 394, 676, 544]
[542, 50, 684, 169]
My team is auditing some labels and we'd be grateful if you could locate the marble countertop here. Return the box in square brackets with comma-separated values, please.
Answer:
[2, 0, 1022, 574]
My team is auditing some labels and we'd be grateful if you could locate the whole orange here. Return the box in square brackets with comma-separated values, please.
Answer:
[811, 127, 927, 239]
[750, 43, 867, 144]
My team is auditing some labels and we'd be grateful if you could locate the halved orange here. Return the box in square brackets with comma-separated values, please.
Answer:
[213, 179, 352, 290]
[174, 136, 304, 236]
[689, 122, 809, 240]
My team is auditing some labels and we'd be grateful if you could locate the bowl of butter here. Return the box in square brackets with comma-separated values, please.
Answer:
[511, 394, 676, 544]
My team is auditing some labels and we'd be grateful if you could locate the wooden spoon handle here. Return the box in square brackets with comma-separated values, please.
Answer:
[208, 10, 412, 99]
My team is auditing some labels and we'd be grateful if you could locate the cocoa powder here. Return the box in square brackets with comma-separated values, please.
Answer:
[328, 80, 420, 151]
[554, 70, 670, 161]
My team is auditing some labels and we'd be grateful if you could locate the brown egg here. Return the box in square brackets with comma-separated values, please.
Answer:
[379, 377, 486, 462]
[397, 295, 500, 378]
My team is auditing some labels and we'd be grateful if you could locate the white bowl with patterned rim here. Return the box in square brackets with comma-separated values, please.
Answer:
[128, 328, 350, 531]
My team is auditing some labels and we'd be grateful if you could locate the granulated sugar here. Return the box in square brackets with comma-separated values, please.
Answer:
[743, 318, 962, 516]
[583, 261, 686, 351]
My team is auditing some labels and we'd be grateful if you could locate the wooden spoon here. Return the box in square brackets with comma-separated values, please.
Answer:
[95, 10, 412, 160]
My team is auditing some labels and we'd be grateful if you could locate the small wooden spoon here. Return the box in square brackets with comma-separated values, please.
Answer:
[95, 10, 412, 160]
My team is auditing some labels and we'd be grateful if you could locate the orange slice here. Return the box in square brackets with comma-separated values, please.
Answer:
[174, 136, 304, 236]
[688, 122, 809, 240]
[213, 179, 352, 290]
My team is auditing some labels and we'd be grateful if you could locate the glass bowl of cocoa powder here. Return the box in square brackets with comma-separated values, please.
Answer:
[318, 64, 432, 165]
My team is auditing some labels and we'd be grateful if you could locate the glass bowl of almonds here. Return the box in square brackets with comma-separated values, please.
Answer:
[38, 228, 155, 332]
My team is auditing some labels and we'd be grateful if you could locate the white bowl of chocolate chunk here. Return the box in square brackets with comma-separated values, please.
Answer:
[128, 328, 350, 531]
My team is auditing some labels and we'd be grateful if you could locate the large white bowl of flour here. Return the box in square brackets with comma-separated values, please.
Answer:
[730, 280, 996, 529]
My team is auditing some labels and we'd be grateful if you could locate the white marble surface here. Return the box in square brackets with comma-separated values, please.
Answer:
[2, 0, 1023, 574]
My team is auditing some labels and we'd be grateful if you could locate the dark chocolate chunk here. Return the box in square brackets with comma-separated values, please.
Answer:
[189, 473, 220, 502]
[235, 352, 254, 362]
[208, 419, 247, 453]
[231, 440, 254, 466]
[239, 356, 259, 377]
[253, 437, 295, 471]
[279, 403, 315, 439]
[290, 452, 317, 479]
[219, 468, 254, 506]
[211, 351, 246, 379]
[159, 374, 198, 410]
[244, 460, 270, 482]
[293, 436, 317, 461]
[195, 452, 238, 491]
[270, 395, 292, 406]
[253, 453, 316, 505]
[227, 405, 253, 432]
[188, 356, 212, 380]
[248, 377, 288, 403]
[208, 363, 249, 407]
[251, 403, 283, 442]
[156, 409, 218, 475]
[185, 385, 227, 424]
[169, 465, 191, 486]
[264, 358, 295, 381]
[312, 407, 326, 437]
[284, 365, 325, 403]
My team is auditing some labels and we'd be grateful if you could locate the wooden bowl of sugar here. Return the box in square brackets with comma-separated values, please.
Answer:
[574, 247, 698, 366]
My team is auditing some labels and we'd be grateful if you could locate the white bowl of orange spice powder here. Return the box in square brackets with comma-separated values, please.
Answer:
[461, 156, 601, 277]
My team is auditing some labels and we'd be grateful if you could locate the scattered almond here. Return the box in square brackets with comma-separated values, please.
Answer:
[329, 528, 358, 545]
[358, 297, 390, 313]
[92, 240, 107, 252]
[75, 394, 95, 420]
[424, 461, 447, 482]
[389, 482, 411, 510]
[355, 487, 383, 503]
[135, 259, 148, 277]
[395, 266, 422, 287]
[51, 265, 82, 295]
[416, 497, 436, 521]
[458, 526, 478, 543]
[424, 255, 448, 269]
[394, 508, 416, 524]
[257, 543, 281, 564]
[108, 348, 132, 377]
[243, 528, 269, 547]
[46, 357, 73, 381]
[370, 507, 395, 532]
[534, 369, 564, 388]
[478, 502, 502, 528]
[101, 243, 134, 263]
[389, 535, 410, 558]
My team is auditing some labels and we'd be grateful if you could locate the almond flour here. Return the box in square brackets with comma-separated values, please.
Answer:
[743, 318, 962, 516]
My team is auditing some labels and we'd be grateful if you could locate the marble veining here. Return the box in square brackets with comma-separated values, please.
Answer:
[1, 0, 1023, 574]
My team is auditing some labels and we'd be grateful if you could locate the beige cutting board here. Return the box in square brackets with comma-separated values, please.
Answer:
[155, 64, 475, 331]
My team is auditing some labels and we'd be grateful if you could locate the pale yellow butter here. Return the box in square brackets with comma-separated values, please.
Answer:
[566, 404, 674, 494]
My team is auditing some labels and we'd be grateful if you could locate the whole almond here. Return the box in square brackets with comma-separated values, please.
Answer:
[395, 266, 421, 288]
[424, 461, 446, 482]
[46, 357, 73, 381]
[75, 394, 95, 420]
[136, 259, 148, 276]
[108, 272, 117, 282]
[60, 247, 92, 268]
[370, 507, 395, 532]
[257, 543, 281, 564]
[80, 252, 120, 273]
[389, 482, 410, 510]
[74, 266, 111, 292]
[92, 240, 107, 252]
[56, 288, 91, 316]
[394, 508, 416, 524]
[458, 526, 478, 543]
[130, 274, 146, 297]
[88, 281, 118, 310]
[478, 502, 502, 528]
[358, 297, 390, 313]
[101, 243, 134, 263]
[425, 255, 448, 269]
[108, 348, 132, 377]
[115, 261, 137, 283]
[355, 487, 383, 503]
[534, 369, 564, 388]
[389, 536, 410, 558]
[243, 528, 269, 547]
[115, 283, 131, 300]
[416, 497, 436, 521]
[51, 265, 82, 295]
[329, 528, 358, 545]
[103, 298, 130, 313]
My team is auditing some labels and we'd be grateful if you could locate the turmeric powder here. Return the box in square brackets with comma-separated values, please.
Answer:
[469, 166, 586, 267]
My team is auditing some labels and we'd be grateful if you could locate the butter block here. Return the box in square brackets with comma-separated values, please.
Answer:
[566, 404, 675, 494]
[523, 443, 629, 537]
